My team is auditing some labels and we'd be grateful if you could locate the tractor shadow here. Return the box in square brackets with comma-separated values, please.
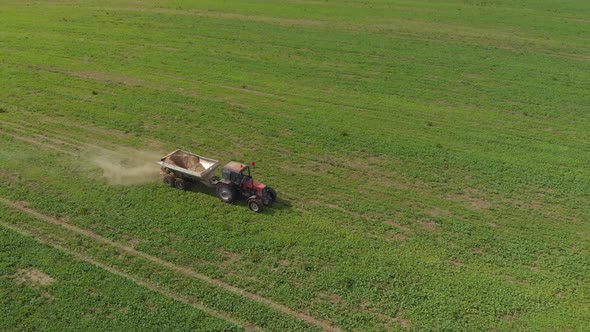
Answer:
[185, 182, 292, 213]
[262, 197, 292, 214]
[186, 182, 217, 197]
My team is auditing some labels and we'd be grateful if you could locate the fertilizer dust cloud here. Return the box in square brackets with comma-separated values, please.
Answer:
[89, 148, 163, 185]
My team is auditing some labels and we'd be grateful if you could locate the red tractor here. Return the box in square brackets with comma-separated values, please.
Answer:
[158, 150, 276, 212]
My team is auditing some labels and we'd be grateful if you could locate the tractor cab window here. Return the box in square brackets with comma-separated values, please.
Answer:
[230, 171, 243, 185]
[241, 166, 250, 177]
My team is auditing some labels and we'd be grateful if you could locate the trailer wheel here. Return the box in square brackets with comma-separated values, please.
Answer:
[248, 198, 263, 213]
[174, 178, 188, 190]
[163, 175, 175, 187]
[217, 184, 236, 203]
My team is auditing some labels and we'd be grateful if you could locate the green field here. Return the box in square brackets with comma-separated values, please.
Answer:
[1, 0, 589, 330]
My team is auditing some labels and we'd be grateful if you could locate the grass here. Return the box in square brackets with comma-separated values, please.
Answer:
[1, 0, 589, 330]
[0, 210, 238, 331]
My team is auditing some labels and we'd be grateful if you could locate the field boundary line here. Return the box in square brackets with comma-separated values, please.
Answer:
[0, 219, 257, 332]
[0, 198, 339, 332]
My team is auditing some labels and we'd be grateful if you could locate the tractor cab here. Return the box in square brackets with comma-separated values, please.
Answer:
[221, 161, 251, 186]
[221, 161, 264, 195]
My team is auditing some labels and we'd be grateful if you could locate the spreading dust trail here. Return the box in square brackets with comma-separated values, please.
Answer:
[90, 148, 163, 185]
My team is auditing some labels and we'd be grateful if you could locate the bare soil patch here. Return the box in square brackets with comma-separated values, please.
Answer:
[390, 233, 408, 241]
[422, 220, 438, 232]
[427, 206, 450, 217]
[15, 268, 55, 286]
[68, 70, 143, 86]
[220, 250, 242, 267]
[318, 292, 343, 305]
[383, 220, 410, 232]
[397, 318, 410, 329]
[446, 188, 492, 209]
[450, 259, 465, 267]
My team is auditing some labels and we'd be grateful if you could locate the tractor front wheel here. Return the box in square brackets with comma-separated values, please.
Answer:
[217, 184, 236, 203]
[248, 197, 263, 213]
[263, 187, 277, 206]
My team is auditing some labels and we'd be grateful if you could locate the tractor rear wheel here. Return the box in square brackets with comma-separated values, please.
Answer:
[163, 175, 175, 187]
[217, 184, 236, 203]
[248, 198, 263, 213]
[174, 178, 188, 190]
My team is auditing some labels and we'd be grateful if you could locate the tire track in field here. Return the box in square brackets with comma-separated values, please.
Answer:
[0, 198, 339, 332]
[19, 115, 134, 142]
[0, 118, 75, 142]
[0, 118, 125, 151]
[0, 120, 82, 150]
[0, 219, 257, 332]
[0, 119, 117, 155]
[0, 128, 77, 156]
[0, 117, 168, 162]
[0, 119, 163, 172]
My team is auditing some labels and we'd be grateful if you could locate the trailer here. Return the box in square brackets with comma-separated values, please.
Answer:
[158, 149, 220, 187]
[158, 149, 276, 212]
